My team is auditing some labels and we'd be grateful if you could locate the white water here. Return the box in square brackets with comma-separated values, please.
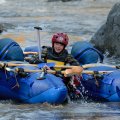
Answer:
[0, 0, 120, 120]
[0, 0, 6, 4]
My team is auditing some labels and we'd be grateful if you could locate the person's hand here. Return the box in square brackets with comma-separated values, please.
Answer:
[28, 55, 44, 64]
[43, 65, 51, 70]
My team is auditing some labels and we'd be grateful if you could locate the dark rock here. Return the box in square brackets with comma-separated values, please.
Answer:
[0, 24, 4, 34]
[0, 23, 16, 34]
[91, 3, 120, 57]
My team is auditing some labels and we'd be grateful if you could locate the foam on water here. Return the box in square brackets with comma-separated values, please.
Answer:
[0, 0, 120, 119]
[0, 0, 6, 4]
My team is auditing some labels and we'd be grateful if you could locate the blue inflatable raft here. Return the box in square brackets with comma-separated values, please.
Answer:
[0, 38, 68, 104]
[79, 65, 120, 102]
[71, 41, 120, 102]
[0, 65, 67, 104]
[24, 41, 120, 102]
[2, 38, 120, 103]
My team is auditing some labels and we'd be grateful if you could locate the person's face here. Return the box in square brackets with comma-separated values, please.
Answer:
[53, 42, 64, 53]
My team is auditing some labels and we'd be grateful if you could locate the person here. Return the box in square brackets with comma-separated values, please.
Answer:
[29, 33, 80, 66]
[28, 33, 81, 100]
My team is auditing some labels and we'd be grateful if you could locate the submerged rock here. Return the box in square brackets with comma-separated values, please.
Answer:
[91, 3, 120, 57]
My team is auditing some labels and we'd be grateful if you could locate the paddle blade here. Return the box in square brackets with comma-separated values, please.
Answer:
[37, 62, 55, 68]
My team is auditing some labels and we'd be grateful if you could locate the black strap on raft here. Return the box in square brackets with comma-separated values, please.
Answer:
[94, 71, 99, 74]
[116, 66, 120, 69]
[4, 65, 9, 80]
[1, 63, 8, 69]
[74, 47, 104, 63]
[0, 63, 9, 80]
[55, 70, 62, 75]
[11, 72, 20, 89]
[55, 70, 63, 78]
[17, 68, 28, 78]
[93, 71, 101, 87]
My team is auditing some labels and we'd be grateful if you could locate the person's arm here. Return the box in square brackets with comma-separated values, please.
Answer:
[65, 54, 80, 66]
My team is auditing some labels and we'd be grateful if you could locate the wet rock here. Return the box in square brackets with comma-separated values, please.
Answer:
[0, 24, 4, 33]
[0, 23, 16, 33]
[91, 3, 120, 57]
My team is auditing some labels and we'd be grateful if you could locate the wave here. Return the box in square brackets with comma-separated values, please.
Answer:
[0, 0, 6, 4]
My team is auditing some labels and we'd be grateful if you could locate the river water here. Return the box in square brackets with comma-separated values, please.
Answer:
[0, 0, 120, 119]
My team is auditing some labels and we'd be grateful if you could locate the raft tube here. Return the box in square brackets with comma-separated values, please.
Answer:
[0, 65, 68, 104]
[80, 66, 120, 102]
[0, 38, 24, 61]
[0, 39, 67, 104]
[71, 41, 104, 65]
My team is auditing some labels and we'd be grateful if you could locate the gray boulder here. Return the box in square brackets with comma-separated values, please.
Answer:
[91, 3, 120, 57]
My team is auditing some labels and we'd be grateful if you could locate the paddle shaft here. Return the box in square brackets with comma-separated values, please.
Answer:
[34, 26, 42, 60]
[24, 52, 38, 55]
[82, 70, 113, 74]
[0, 62, 78, 69]
[82, 63, 118, 69]
[6, 67, 76, 77]
[23, 52, 120, 69]
[0, 62, 37, 67]
[0, 62, 114, 76]
[12, 68, 113, 75]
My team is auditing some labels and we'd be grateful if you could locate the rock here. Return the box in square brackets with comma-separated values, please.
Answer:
[0, 24, 4, 34]
[91, 3, 120, 57]
[0, 23, 16, 34]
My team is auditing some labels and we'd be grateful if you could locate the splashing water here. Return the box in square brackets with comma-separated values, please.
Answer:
[0, 0, 6, 4]
[0, 0, 120, 120]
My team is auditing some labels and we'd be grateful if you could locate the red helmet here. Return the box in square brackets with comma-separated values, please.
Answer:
[52, 33, 69, 47]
